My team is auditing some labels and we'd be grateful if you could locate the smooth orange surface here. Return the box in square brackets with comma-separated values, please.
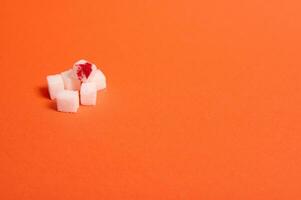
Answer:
[1, 0, 301, 199]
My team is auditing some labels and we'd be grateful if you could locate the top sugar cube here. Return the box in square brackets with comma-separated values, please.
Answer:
[72, 59, 97, 82]
[87, 69, 106, 90]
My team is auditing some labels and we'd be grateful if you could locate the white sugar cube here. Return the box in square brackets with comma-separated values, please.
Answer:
[56, 90, 79, 113]
[47, 74, 64, 100]
[72, 59, 97, 82]
[87, 69, 106, 90]
[80, 82, 97, 105]
[61, 69, 81, 91]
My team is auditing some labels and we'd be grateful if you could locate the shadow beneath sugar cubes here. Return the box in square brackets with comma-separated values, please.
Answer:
[47, 101, 57, 110]
[37, 86, 50, 98]
[36, 86, 57, 111]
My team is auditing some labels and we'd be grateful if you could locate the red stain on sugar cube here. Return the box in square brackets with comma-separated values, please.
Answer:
[76, 62, 93, 81]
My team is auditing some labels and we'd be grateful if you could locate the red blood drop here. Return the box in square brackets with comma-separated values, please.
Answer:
[76, 62, 92, 80]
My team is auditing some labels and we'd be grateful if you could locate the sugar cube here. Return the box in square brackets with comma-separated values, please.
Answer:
[88, 69, 106, 90]
[47, 74, 64, 100]
[61, 69, 81, 90]
[56, 90, 79, 113]
[80, 82, 97, 105]
[73, 59, 97, 82]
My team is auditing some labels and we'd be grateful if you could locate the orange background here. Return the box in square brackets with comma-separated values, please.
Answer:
[1, 0, 301, 199]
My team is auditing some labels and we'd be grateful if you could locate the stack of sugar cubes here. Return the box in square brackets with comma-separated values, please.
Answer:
[46, 59, 106, 113]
